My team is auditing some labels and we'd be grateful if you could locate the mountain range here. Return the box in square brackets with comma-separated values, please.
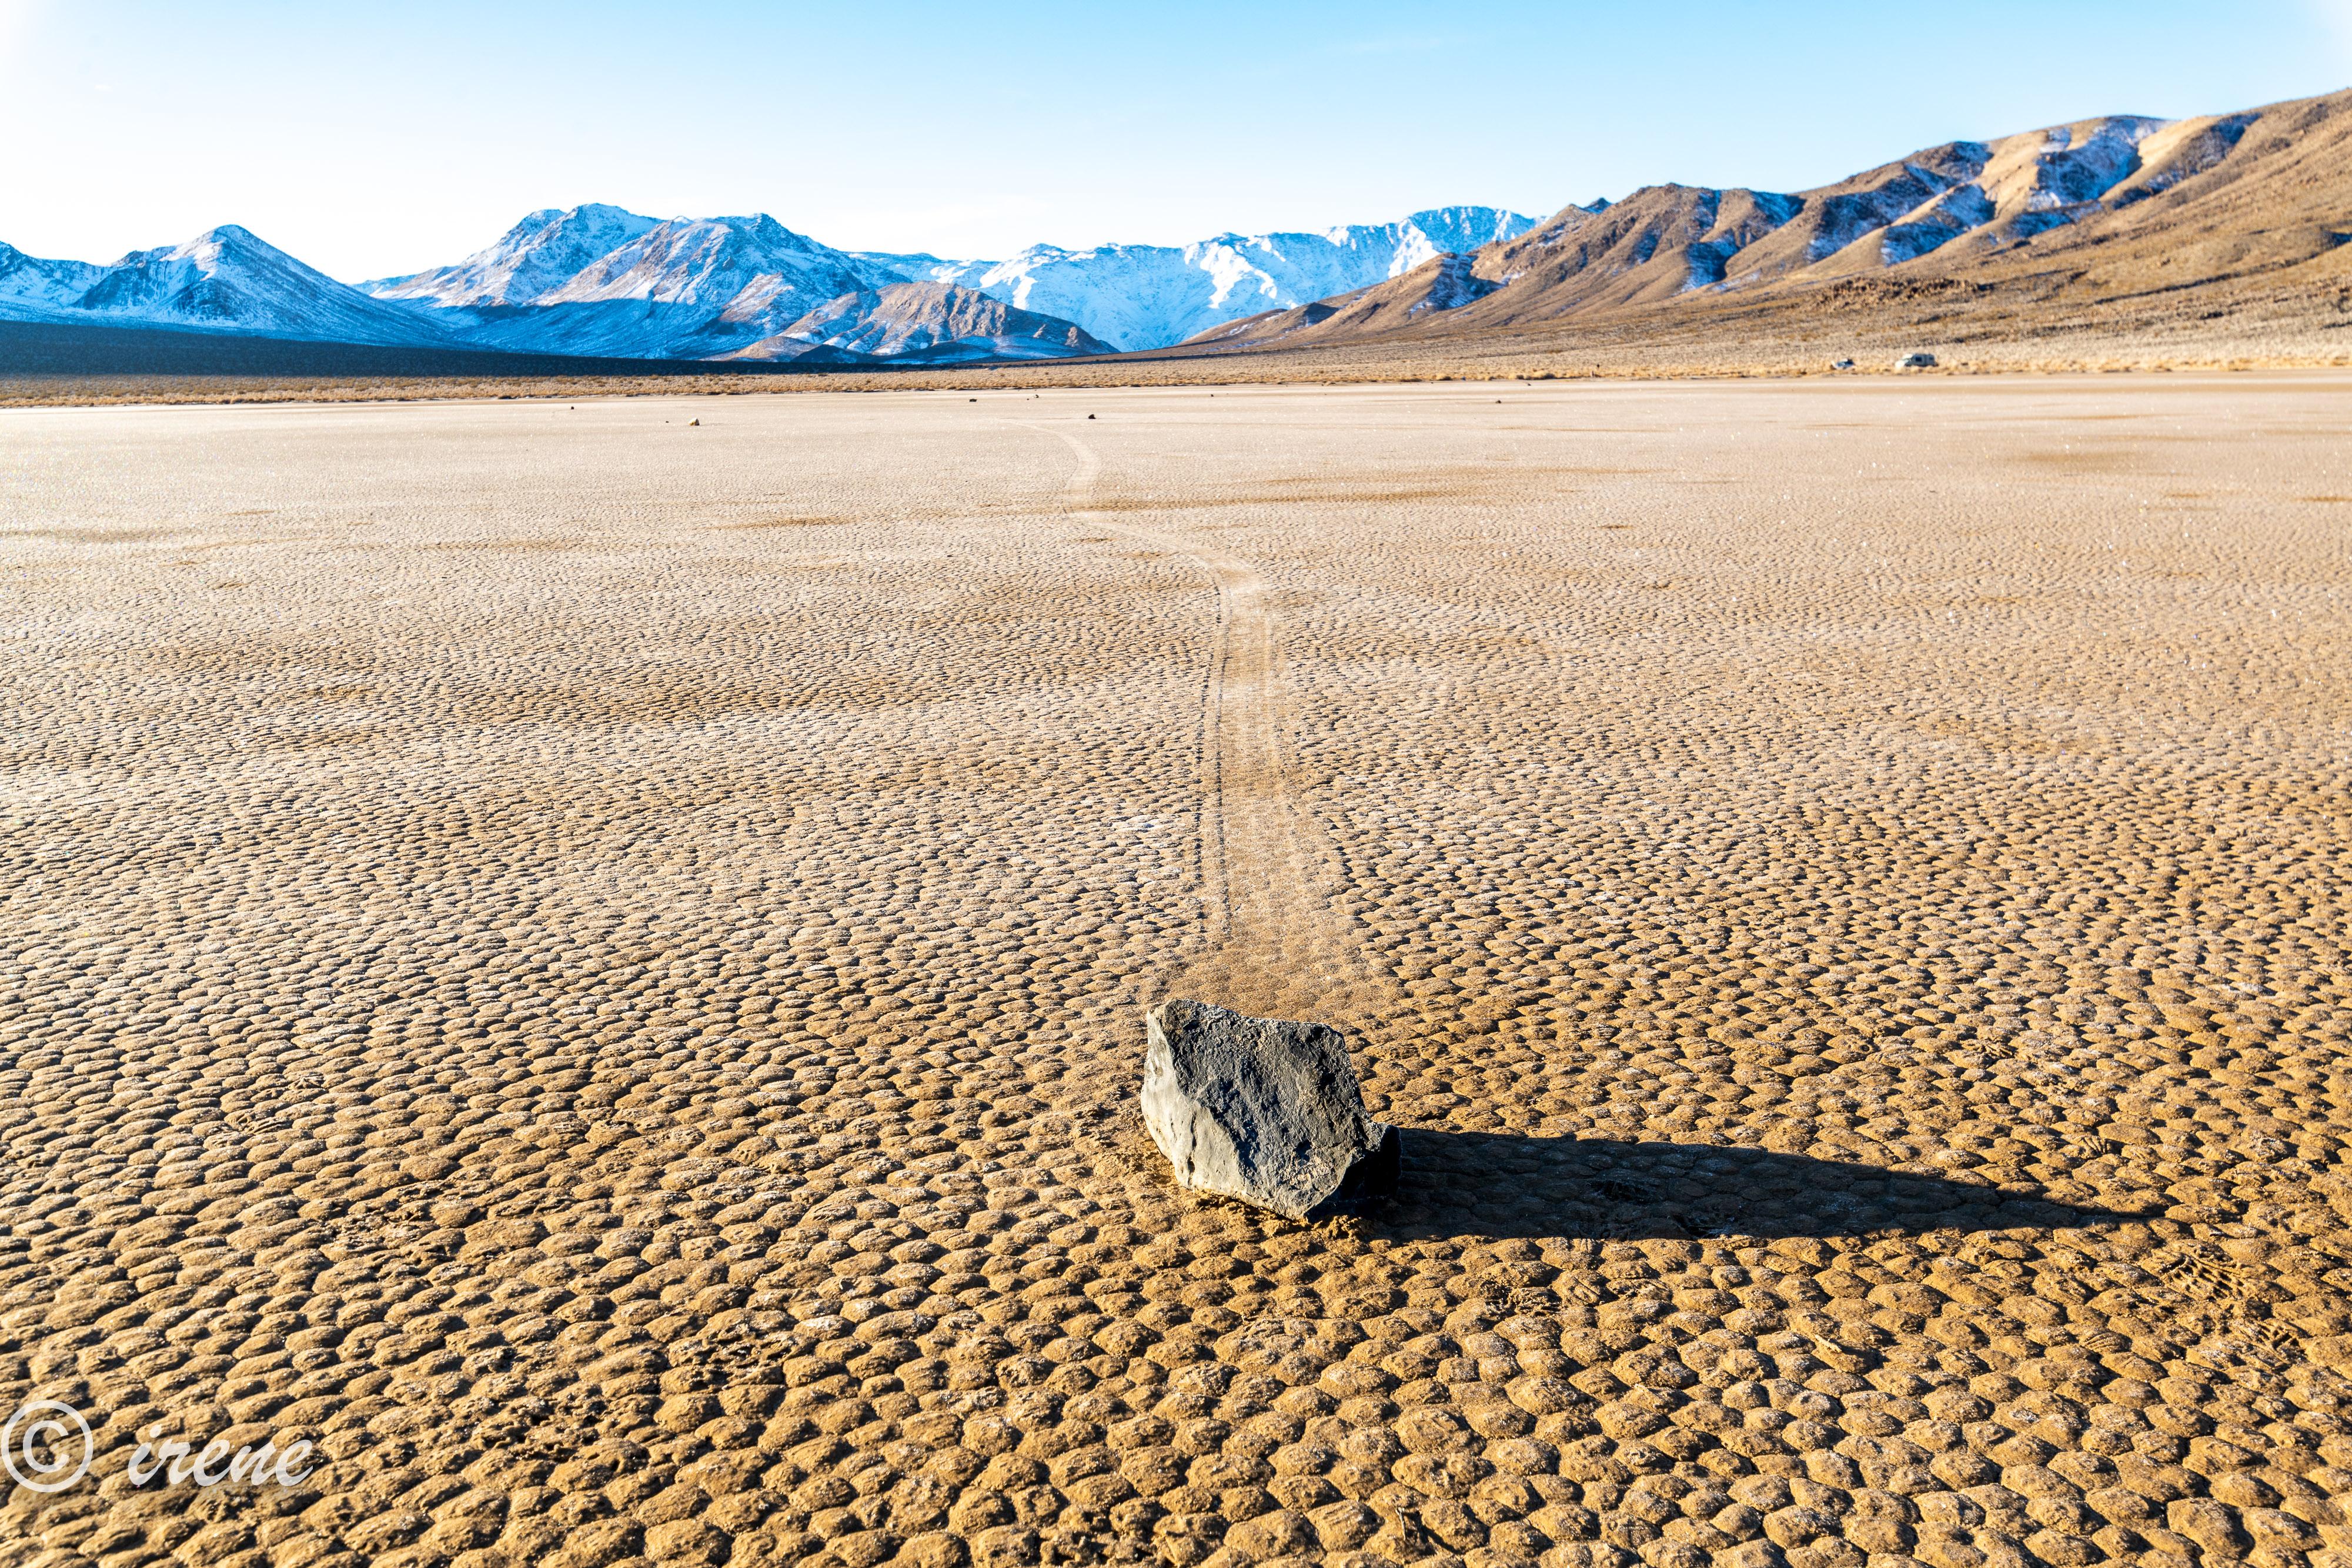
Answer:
[0, 204, 1535, 365]
[1, 87, 2341, 373]
[853, 207, 1537, 352]
[1183, 93, 2346, 356]
[363, 205, 1535, 357]
[364, 207, 874, 359]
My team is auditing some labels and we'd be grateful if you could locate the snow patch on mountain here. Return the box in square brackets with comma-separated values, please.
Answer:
[1404, 253, 1499, 316]
[1877, 185, 1996, 265]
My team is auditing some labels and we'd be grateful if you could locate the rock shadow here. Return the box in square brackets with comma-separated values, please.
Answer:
[1373, 1128, 2147, 1243]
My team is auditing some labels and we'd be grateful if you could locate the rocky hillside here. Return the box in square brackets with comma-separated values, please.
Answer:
[722, 282, 1115, 363]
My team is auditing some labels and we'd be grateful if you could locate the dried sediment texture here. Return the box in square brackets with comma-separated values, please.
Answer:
[2, 379, 2350, 1568]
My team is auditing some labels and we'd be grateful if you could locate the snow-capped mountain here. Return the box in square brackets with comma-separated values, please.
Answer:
[0, 245, 104, 315]
[859, 206, 1537, 350]
[366, 203, 657, 307]
[0, 226, 456, 346]
[353, 202, 1534, 359]
[366, 210, 880, 359]
[724, 282, 1114, 363]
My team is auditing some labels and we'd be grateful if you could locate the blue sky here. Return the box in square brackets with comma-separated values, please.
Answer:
[2, 1, 2346, 280]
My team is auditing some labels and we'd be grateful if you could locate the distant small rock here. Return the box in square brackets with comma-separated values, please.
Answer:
[1895, 352, 1937, 369]
[1141, 998, 1398, 1219]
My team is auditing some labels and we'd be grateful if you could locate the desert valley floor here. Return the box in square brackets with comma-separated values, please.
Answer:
[3, 376, 2351, 1568]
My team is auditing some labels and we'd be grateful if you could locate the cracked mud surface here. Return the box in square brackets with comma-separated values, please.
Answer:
[3, 377, 2351, 1568]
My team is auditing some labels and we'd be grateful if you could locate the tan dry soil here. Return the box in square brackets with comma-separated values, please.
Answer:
[8, 322, 2350, 411]
[2, 377, 2351, 1568]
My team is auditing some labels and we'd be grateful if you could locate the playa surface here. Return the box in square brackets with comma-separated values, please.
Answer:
[3, 376, 2349, 1568]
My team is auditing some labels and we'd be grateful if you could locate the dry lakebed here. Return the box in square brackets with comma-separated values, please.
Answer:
[2, 375, 2350, 1568]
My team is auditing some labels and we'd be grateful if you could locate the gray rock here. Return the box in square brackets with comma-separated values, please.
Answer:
[1141, 998, 1399, 1219]
[1895, 351, 1937, 368]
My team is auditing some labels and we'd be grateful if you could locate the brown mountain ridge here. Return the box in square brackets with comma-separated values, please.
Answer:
[1180, 88, 2352, 365]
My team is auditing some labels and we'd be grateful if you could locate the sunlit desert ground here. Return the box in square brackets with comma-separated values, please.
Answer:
[4, 377, 2350, 1568]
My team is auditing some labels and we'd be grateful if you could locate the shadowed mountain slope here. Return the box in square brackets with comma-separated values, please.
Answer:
[722, 281, 1114, 363]
[1184, 253, 1501, 349]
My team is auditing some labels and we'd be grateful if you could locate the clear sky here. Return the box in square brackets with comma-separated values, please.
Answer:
[2, 1, 2346, 282]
